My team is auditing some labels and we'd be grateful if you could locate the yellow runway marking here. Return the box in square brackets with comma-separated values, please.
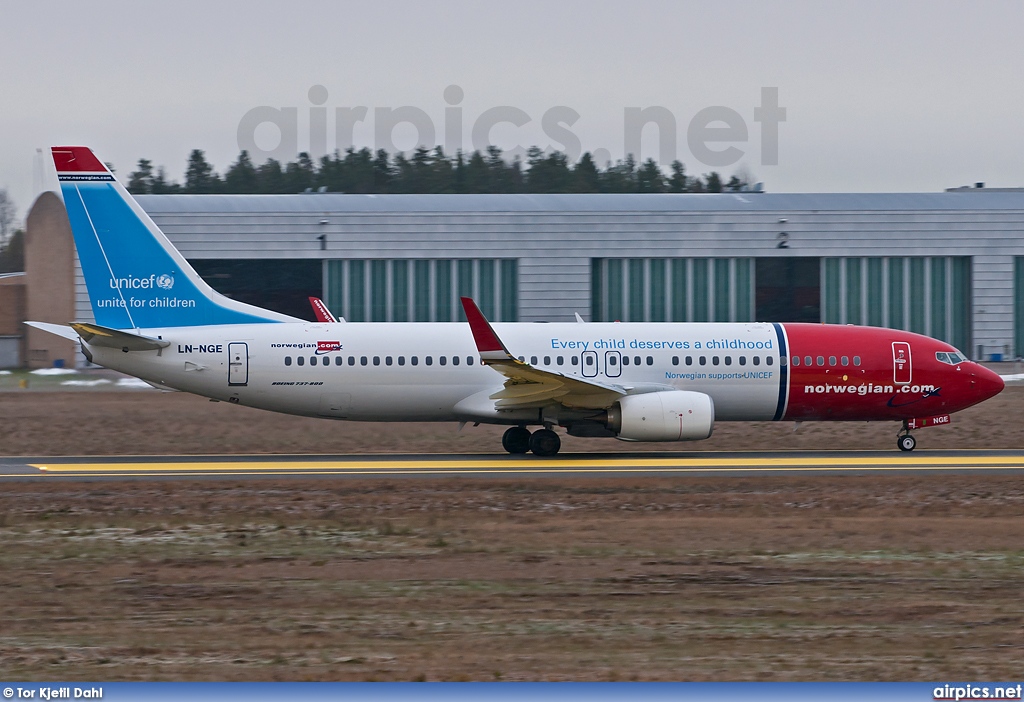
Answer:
[29, 454, 1024, 475]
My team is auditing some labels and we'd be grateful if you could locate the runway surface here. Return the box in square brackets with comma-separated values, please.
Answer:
[3, 450, 1024, 480]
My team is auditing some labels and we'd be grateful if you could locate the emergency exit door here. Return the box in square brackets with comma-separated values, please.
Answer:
[228, 342, 249, 386]
[892, 341, 912, 385]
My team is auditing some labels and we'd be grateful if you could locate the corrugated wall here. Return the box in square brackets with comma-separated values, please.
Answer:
[123, 197, 1024, 359]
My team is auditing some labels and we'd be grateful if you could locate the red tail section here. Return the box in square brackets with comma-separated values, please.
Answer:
[309, 297, 337, 323]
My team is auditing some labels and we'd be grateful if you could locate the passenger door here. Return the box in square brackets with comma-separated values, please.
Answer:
[892, 341, 912, 385]
[228, 342, 249, 386]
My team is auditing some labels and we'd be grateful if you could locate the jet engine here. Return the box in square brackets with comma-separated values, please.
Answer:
[605, 391, 715, 441]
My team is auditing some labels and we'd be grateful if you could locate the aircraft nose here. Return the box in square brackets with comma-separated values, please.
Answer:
[971, 365, 1004, 401]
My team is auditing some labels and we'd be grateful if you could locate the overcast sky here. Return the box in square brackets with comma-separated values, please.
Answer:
[2, 0, 1023, 219]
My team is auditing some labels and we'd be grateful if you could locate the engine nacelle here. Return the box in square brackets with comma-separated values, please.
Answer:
[606, 391, 714, 442]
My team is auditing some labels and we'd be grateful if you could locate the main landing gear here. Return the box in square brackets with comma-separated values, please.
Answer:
[897, 421, 917, 452]
[502, 426, 561, 456]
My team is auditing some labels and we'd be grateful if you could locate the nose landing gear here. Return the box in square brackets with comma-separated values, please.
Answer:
[898, 433, 917, 452]
[897, 421, 916, 452]
[501, 426, 562, 456]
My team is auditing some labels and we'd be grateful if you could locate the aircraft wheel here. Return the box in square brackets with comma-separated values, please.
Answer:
[529, 429, 561, 457]
[898, 434, 916, 452]
[502, 426, 531, 455]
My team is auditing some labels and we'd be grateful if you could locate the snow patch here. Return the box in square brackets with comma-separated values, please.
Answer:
[117, 377, 154, 389]
[30, 368, 79, 376]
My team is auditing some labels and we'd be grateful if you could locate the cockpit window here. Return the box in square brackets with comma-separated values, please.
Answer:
[936, 351, 967, 365]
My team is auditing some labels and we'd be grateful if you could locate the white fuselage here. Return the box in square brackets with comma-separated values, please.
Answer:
[88, 321, 786, 423]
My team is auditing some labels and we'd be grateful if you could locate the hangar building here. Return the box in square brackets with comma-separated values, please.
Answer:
[18, 189, 1024, 368]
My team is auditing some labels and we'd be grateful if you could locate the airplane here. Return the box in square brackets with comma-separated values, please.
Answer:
[29, 146, 1004, 456]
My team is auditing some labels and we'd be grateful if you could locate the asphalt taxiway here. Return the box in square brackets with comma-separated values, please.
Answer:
[3, 451, 1024, 480]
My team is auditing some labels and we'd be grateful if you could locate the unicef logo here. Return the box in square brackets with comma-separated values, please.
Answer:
[156, 274, 175, 290]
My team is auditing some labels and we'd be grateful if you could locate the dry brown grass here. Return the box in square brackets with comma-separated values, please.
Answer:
[0, 384, 1021, 456]
[2, 389, 1023, 680]
[1, 476, 1023, 681]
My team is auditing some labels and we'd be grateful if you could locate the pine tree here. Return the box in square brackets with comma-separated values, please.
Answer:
[184, 150, 219, 193]
[572, 152, 600, 193]
[637, 158, 665, 193]
[224, 151, 258, 193]
[372, 149, 392, 192]
[667, 160, 687, 193]
[127, 159, 155, 194]
[256, 159, 286, 193]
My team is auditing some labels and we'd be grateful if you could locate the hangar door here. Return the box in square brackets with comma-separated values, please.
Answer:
[821, 257, 971, 352]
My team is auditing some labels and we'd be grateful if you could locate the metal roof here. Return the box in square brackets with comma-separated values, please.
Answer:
[135, 191, 1024, 215]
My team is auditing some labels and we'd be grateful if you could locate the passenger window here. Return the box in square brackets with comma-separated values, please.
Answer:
[284, 356, 292, 366]
[385, 356, 393, 366]
[411, 356, 418, 366]
[671, 356, 679, 366]
[724, 356, 732, 366]
[571, 356, 579, 365]
[804, 356, 813, 366]
[792, 356, 800, 366]
[518, 356, 525, 362]
[646, 356, 653, 365]
[585, 355, 594, 366]
[712, 356, 720, 366]
[699, 356, 706, 365]
[829, 356, 837, 366]
[685, 356, 693, 365]
[310, 356, 317, 366]
[452, 356, 460, 366]
[752, 356, 759, 366]
[841, 356, 849, 366]
[297, 356, 305, 366]
[556, 356, 564, 365]
[335, 356, 342, 366]
[440, 356, 447, 366]
[398, 356, 405, 366]
[609, 355, 618, 366]
[816, 356, 824, 366]
[360, 356, 368, 366]
[425, 356, 433, 366]
[323, 356, 330, 366]
[544, 356, 551, 365]
[348, 356, 355, 366]
[467, 356, 474, 365]
[373, 356, 381, 366]
[531, 356, 538, 365]
[853, 356, 862, 366]
[768, 356, 775, 366]
[738, 356, 746, 366]
[622, 356, 630, 366]
[634, 356, 641, 366]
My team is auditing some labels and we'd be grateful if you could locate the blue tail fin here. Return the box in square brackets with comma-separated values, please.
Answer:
[53, 146, 299, 329]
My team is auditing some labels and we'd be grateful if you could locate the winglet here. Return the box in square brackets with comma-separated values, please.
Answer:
[309, 297, 338, 323]
[460, 297, 515, 363]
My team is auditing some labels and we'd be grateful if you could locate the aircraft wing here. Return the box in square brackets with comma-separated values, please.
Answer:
[460, 297, 625, 410]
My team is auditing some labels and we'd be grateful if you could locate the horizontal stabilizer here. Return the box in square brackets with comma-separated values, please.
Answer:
[70, 322, 170, 351]
[24, 321, 80, 341]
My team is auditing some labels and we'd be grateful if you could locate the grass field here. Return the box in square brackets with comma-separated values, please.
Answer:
[1, 387, 1022, 680]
